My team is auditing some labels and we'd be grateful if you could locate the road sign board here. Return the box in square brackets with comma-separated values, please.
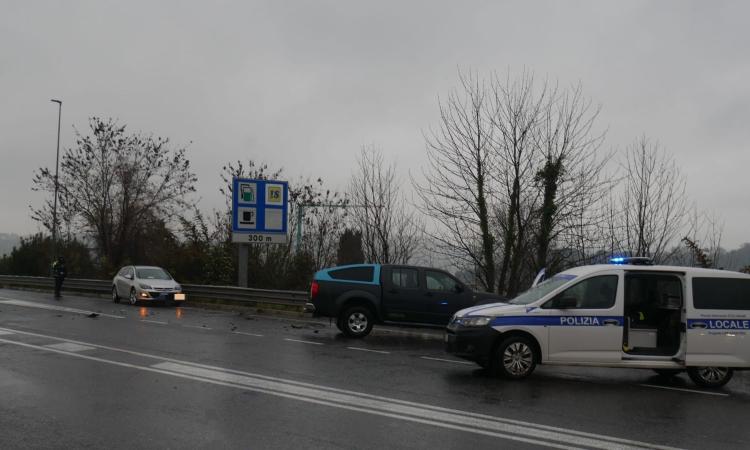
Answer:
[232, 178, 288, 243]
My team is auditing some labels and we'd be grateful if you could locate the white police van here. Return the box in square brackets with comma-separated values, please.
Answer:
[445, 258, 750, 388]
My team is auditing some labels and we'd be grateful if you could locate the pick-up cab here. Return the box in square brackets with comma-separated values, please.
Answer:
[306, 264, 504, 337]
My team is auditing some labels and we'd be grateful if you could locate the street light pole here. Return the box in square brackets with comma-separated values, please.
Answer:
[50, 99, 62, 261]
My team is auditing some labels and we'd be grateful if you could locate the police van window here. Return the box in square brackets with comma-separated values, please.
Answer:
[425, 271, 457, 291]
[328, 267, 375, 282]
[392, 268, 419, 289]
[509, 275, 575, 305]
[543, 275, 618, 309]
[693, 278, 750, 310]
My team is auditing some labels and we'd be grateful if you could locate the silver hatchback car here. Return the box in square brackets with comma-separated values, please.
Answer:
[112, 265, 186, 305]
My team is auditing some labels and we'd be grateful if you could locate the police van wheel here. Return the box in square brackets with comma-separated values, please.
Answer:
[653, 369, 682, 378]
[687, 367, 733, 388]
[112, 287, 120, 303]
[492, 336, 537, 379]
[340, 306, 374, 338]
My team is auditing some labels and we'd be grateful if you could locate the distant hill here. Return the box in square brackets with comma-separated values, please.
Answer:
[0, 233, 21, 257]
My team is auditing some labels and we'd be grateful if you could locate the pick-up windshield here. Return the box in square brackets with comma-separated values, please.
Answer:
[508, 275, 576, 305]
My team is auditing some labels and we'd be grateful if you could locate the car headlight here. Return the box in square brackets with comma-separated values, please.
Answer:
[139, 283, 152, 290]
[461, 316, 492, 327]
[174, 284, 181, 291]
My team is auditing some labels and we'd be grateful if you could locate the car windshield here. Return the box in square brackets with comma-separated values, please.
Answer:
[136, 268, 172, 280]
[508, 275, 576, 305]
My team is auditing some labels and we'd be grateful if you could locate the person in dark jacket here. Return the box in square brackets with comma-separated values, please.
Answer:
[52, 257, 67, 298]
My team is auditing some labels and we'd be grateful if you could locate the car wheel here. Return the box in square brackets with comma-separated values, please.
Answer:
[112, 287, 120, 303]
[129, 288, 138, 306]
[492, 336, 537, 379]
[687, 367, 733, 388]
[339, 306, 374, 338]
[653, 369, 682, 378]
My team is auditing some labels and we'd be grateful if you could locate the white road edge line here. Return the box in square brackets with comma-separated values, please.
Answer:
[182, 325, 212, 330]
[638, 384, 729, 397]
[0, 297, 125, 319]
[233, 331, 264, 337]
[0, 326, 679, 450]
[284, 338, 324, 346]
[141, 319, 168, 325]
[420, 356, 474, 365]
[347, 347, 391, 354]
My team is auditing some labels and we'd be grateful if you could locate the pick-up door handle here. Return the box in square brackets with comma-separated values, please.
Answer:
[690, 322, 707, 329]
[387, 289, 398, 294]
[424, 292, 433, 297]
[603, 319, 619, 326]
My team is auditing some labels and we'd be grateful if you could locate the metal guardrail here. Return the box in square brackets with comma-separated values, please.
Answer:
[0, 275, 308, 309]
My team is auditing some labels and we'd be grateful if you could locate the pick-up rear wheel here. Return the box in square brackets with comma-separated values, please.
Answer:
[339, 306, 374, 338]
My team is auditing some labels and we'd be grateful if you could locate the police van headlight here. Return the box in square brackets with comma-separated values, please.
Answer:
[461, 316, 492, 327]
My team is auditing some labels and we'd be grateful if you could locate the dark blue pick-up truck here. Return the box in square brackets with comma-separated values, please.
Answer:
[306, 264, 504, 337]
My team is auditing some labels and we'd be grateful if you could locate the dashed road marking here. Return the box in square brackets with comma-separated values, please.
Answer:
[639, 384, 729, 397]
[44, 342, 95, 352]
[183, 324, 212, 330]
[284, 338, 324, 346]
[347, 347, 390, 354]
[420, 356, 474, 365]
[233, 331, 264, 337]
[141, 319, 168, 325]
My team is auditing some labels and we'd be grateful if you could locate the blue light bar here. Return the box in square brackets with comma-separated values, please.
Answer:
[610, 257, 626, 264]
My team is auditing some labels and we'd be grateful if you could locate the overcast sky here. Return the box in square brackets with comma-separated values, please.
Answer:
[1, 1, 748, 248]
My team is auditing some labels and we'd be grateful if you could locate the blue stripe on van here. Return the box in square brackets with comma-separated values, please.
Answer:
[687, 319, 750, 330]
[490, 316, 624, 327]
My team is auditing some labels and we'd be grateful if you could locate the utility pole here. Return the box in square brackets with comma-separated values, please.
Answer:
[50, 99, 62, 262]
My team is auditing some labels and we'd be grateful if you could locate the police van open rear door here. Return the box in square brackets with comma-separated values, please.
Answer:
[686, 275, 750, 367]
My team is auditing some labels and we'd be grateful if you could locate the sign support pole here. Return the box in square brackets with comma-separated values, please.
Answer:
[238, 244, 249, 287]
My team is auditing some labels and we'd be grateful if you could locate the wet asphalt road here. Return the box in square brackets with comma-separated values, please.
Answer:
[1, 288, 749, 449]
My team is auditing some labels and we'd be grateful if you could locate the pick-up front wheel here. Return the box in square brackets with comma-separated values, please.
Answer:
[339, 306, 374, 338]
[687, 367, 733, 388]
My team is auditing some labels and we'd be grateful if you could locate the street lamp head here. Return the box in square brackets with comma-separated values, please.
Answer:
[50, 99, 62, 105]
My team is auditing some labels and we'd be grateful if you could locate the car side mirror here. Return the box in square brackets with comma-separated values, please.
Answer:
[556, 296, 578, 309]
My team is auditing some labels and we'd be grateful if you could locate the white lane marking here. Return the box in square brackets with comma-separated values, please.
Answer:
[639, 384, 729, 397]
[0, 330, 14, 336]
[233, 331, 264, 337]
[0, 327, 679, 450]
[347, 347, 390, 354]
[140, 319, 168, 325]
[284, 338, 323, 346]
[44, 342, 95, 352]
[0, 298, 124, 319]
[420, 356, 474, 365]
[182, 324, 212, 330]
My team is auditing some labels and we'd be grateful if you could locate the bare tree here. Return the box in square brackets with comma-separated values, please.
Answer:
[31, 118, 197, 272]
[532, 83, 610, 272]
[613, 137, 689, 262]
[414, 71, 498, 291]
[350, 146, 421, 264]
[491, 71, 546, 296]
